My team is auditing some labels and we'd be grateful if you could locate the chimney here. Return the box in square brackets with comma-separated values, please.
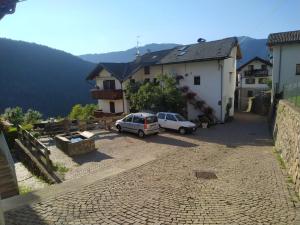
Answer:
[197, 38, 206, 43]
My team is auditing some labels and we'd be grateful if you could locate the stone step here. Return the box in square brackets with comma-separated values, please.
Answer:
[0, 177, 16, 186]
[0, 166, 11, 174]
[0, 182, 18, 194]
[0, 171, 12, 180]
[1, 187, 19, 199]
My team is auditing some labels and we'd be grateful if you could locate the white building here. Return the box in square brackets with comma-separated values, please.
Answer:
[236, 57, 272, 110]
[86, 37, 241, 122]
[267, 30, 300, 98]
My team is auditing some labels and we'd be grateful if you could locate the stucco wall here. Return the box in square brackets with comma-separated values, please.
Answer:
[101, 100, 124, 113]
[272, 44, 300, 93]
[274, 100, 300, 196]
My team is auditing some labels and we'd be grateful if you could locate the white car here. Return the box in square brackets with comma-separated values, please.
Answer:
[156, 112, 197, 134]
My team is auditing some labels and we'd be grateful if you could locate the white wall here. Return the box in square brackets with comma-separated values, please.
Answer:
[131, 61, 223, 121]
[95, 69, 122, 90]
[94, 69, 124, 113]
[272, 43, 300, 93]
[100, 100, 124, 113]
[222, 47, 237, 117]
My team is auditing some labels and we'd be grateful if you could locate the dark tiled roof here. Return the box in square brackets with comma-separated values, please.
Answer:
[86, 49, 173, 81]
[159, 37, 240, 65]
[87, 37, 240, 81]
[86, 63, 129, 81]
[267, 30, 300, 46]
[237, 56, 272, 71]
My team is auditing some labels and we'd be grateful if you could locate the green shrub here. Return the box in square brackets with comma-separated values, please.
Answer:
[69, 104, 97, 120]
[4, 127, 18, 149]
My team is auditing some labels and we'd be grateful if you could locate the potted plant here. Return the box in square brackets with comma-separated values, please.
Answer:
[199, 116, 210, 128]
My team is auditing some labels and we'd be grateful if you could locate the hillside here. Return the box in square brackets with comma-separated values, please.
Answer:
[237, 36, 269, 67]
[0, 38, 96, 117]
[80, 43, 179, 63]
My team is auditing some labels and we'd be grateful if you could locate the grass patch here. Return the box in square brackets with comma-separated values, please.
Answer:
[273, 149, 286, 169]
[19, 185, 32, 195]
[53, 163, 69, 175]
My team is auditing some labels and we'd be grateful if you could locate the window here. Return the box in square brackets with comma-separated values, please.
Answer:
[157, 113, 166, 119]
[144, 66, 150, 75]
[133, 116, 144, 124]
[130, 79, 135, 83]
[261, 64, 267, 70]
[194, 76, 200, 85]
[248, 65, 254, 71]
[123, 115, 133, 122]
[153, 78, 157, 84]
[258, 78, 267, 84]
[103, 80, 116, 90]
[144, 78, 150, 83]
[247, 90, 254, 97]
[229, 72, 233, 82]
[146, 116, 158, 123]
[174, 114, 187, 121]
[245, 78, 255, 84]
[296, 64, 300, 75]
[166, 114, 177, 121]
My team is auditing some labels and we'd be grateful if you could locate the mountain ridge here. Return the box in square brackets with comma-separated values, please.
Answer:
[79, 37, 269, 67]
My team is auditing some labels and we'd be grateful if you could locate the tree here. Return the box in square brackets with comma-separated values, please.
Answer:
[2, 106, 24, 126]
[69, 104, 97, 120]
[125, 74, 185, 113]
[69, 104, 84, 120]
[24, 109, 42, 125]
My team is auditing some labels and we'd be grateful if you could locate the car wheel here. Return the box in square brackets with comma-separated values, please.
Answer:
[179, 127, 186, 135]
[116, 125, 122, 133]
[138, 130, 145, 138]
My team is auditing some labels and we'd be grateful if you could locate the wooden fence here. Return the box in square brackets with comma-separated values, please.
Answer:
[16, 125, 61, 184]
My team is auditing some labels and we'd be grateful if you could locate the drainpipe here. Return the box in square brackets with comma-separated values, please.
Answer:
[219, 62, 224, 123]
[278, 46, 282, 94]
[0, 197, 4, 225]
[121, 81, 125, 113]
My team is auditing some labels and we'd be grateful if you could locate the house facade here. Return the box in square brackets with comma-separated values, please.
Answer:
[267, 30, 300, 98]
[236, 57, 272, 110]
[87, 37, 241, 122]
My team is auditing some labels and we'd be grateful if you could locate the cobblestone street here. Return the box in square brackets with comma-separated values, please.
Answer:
[4, 113, 299, 225]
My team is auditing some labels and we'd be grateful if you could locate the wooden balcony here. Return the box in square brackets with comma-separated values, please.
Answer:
[244, 69, 269, 77]
[90, 89, 123, 100]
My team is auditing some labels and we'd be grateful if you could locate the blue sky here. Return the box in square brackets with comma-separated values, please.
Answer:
[0, 0, 299, 55]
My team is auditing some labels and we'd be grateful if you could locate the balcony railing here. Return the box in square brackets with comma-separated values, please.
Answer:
[244, 69, 269, 77]
[90, 89, 123, 100]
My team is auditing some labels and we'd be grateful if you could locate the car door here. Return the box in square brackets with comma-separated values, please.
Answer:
[122, 115, 133, 132]
[165, 114, 179, 130]
[132, 115, 144, 134]
[157, 113, 166, 128]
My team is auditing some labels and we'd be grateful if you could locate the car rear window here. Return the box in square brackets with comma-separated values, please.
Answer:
[146, 116, 158, 124]
[133, 116, 144, 124]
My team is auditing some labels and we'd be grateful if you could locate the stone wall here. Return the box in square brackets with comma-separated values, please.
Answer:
[273, 100, 300, 196]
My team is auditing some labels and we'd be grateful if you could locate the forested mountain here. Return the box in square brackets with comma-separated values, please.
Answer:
[0, 38, 96, 117]
[80, 43, 179, 63]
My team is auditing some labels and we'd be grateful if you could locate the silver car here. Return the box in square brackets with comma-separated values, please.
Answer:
[115, 113, 159, 138]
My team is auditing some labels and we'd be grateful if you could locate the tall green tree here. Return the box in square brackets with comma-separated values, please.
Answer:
[24, 109, 42, 125]
[2, 106, 24, 126]
[125, 74, 185, 113]
[69, 104, 97, 120]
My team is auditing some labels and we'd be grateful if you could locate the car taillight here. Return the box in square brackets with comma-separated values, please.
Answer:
[144, 118, 148, 129]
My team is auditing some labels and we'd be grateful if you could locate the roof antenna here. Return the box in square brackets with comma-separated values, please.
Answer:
[136, 35, 140, 57]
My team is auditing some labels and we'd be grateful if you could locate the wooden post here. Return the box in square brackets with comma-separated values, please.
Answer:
[0, 195, 4, 225]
